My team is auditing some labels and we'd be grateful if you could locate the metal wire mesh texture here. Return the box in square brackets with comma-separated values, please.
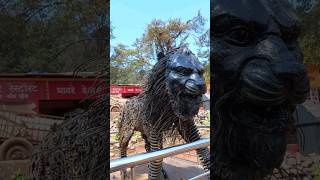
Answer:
[29, 94, 108, 180]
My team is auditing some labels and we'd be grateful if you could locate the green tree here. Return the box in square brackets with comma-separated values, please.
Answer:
[110, 44, 150, 84]
[0, 0, 108, 73]
[135, 11, 209, 60]
[203, 62, 210, 85]
[290, 0, 320, 67]
[111, 11, 209, 84]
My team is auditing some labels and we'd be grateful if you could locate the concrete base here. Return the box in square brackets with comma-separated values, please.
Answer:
[110, 157, 207, 180]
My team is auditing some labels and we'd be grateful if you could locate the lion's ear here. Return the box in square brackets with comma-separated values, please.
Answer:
[157, 52, 165, 61]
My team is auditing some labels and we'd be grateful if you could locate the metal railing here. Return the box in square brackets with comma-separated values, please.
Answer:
[110, 124, 209, 135]
[189, 171, 210, 180]
[110, 138, 209, 179]
[195, 124, 210, 129]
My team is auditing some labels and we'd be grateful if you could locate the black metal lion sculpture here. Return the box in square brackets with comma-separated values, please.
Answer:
[30, 96, 107, 179]
[118, 47, 210, 179]
[211, 0, 310, 179]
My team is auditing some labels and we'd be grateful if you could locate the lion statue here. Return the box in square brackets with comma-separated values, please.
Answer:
[211, 0, 310, 179]
[118, 47, 210, 179]
[30, 96, 108, 180]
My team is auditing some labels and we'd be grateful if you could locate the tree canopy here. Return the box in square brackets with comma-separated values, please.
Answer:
[289, 0, 320, 67]
[110, 44, 149, 84]
[0, 0, 108, 73]
[111, 11, 210, 84]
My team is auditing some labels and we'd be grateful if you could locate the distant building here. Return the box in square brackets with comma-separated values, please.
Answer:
[0, 73, 105, 116]
[110, 84, 142, 98]
[293, 65, 320, 154]
[294, 100, 320, 154]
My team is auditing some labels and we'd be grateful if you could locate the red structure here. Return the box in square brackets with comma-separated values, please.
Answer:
[110, 84, 142, 98]
[0, 73, 105, 116]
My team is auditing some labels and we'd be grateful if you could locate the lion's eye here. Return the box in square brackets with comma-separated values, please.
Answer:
[223, 27, 253, 46]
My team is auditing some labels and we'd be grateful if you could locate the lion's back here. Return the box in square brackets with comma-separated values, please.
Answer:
[118, 95, 145, 132]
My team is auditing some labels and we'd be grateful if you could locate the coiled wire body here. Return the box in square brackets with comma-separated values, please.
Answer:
[147, 120, 210, 179]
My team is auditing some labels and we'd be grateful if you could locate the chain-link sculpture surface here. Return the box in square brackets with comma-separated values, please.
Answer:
[211, 0, 310, 179]
[118, 47, 210, 179]
[30, 95, 108, 180]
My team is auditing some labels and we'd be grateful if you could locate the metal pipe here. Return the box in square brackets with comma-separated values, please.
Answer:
[130, 167, 134, 180]
[195, 124, 210, 129]
[110, 125, 209, 135]
[188, 171, 210, 180]
[110, 138, 210, 172]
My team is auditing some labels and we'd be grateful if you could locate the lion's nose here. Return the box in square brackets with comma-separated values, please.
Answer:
[185, 79, 206, 95]
[271, 62, 306, 81]
[271, 62, 307, 89]
[271, 62, 309, 103]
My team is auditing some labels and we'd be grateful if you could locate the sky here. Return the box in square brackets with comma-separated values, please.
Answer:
[110, 0, 210, 62]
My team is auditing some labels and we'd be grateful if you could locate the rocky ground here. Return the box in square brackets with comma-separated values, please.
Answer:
[269, 152, 320, 179]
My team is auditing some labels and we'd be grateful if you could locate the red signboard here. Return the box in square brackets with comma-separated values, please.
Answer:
[0, 80, 105, 102]
[0, 77, 106, 113]
[0, 81, 44, 102]
[48, 81, 104, 100]
[110, 84, 142, 95]
[0, 76, 142, 114]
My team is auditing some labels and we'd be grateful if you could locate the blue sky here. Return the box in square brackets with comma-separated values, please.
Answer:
[110, 0, 210, 63]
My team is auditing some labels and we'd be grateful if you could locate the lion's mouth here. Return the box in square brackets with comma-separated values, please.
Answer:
[231, 102, 292, 133]
[180, 92, 202, 102]
[171, 91, 203, 119]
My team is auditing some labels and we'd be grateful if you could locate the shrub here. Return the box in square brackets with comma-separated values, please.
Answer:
[11, 170, 26, 180]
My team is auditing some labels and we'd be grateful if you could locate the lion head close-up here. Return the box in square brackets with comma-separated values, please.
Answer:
[143, 47, 207, 122]
[211, 0, 310, 179]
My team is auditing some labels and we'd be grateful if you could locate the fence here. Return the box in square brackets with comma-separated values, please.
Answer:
[110, 138, 210, 179]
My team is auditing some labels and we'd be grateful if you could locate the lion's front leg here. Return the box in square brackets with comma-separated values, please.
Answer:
[118, 124, 134, 180]
[177, 120, 210, 170]
[147, 130, 164, 180]
[119, 130, 134, 180]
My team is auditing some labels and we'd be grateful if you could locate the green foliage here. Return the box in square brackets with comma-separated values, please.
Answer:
[11, 169, 26, 180]
[203, 111, 210, 126]
[110, 44, 150, 84]
[139, 18, 189, 56]
[136, 11, 209, 59]
[112, 132, 140, 142]
[132, 131, 141, 140]
[295, 1, 320, 67]
[203, 63, 210, 84]
[111, 11, 209, 84]
[0, 0, 108, 73]
[112, 134, 120, 141]
[313, 163, 320, 179]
